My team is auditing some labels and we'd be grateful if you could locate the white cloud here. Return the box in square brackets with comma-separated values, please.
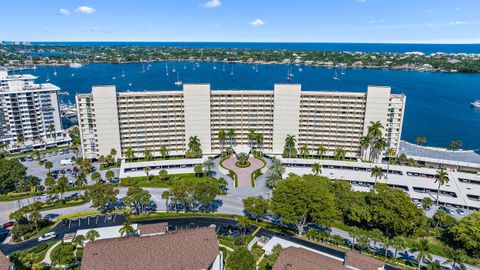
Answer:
[75, 6, 96, 14]
[448, 21, 466, 26]
[250, 18, 265, 27]
[356, 0, 366, 3]
[201, 0, 221, 8]
[59, 8, 70, 16]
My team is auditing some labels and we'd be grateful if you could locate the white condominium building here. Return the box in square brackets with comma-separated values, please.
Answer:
[0, 70, 69, 152]
[76, 84, 405, 160]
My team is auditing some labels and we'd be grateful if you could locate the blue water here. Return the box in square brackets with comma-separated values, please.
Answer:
[29, 42, 480, 54]
[18, 62, 480, 150]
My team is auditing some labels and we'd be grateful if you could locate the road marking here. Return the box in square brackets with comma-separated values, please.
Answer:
[252, 226, 262, 236]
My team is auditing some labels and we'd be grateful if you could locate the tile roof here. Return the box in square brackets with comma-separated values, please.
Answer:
[81, 227, 219, 270]
[139, 222, 168, 236]
[0, 251, 12, 270]
[273, 247, 348, 270]
[345, 251, 385, 270]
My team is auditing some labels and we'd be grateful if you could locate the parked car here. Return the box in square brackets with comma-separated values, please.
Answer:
[456, 208, 465, 216]
[2, 221, 14, 229]
[111, 177, 120, 184]
[38, 232, 57, 242]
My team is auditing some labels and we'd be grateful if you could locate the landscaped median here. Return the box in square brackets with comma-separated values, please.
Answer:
[251, 156, 267, 187]
[219, 155, 239, 188]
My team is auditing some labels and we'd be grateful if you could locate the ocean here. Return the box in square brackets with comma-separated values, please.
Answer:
[18, 61, 480, 150]
[29, 42, 480, 54]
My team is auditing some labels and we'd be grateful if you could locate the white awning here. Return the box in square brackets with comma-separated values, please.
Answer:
[233, 145, 251, 154]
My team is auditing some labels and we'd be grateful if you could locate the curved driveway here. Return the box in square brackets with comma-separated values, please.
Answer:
[222, 156, 264, 188]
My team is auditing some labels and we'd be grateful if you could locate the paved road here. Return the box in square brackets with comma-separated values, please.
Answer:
[222, 156, 264, 188]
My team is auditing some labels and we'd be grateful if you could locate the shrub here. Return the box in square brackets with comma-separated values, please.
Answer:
[33, 243, 48, 253]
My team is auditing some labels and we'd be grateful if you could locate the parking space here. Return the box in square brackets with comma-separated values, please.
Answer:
[18, 149, 120, 187]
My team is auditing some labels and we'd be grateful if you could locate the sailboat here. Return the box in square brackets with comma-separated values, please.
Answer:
[298, 67, 303, 72]
[172, 64, 176, 73]
[192, 63, 196, 71]
[147, 63, 151, 70]
[46, 73, 50, 83]
[53, 67, 57, 76]
[174, 72, 183, 86]
[223, 62, 226, 72]
[333, 70, 340, 81]
[255, 65, 259, 73]
[165, 64, 169, 76]
[121, 69, 126, 78]
[286, 68, 291, 81]
[112, 76, 116, 80]
[183, 63, 187, 70]
[128, 82, 133, 87]
[230, 65, 234, 75]
[289, 66, 294, 77]
[213, 64, 217, 70]
[140, 64, 145, 73]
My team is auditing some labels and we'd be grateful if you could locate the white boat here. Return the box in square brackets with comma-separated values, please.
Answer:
[71, 73, 75, 77]
[128, 82, 133, 87]
[333, 70, 340, 81]
[286, 68, 291, 81]
[471, 100, 480, 108]
[112, 76, 116, 80]
[230, 66, 234, 75]
[121, 69, 126, 77]
[174, 73, 183, 86]
[172, 64, 176, 73]
[298, 67, 302, 72]
[53, 68, 57, 76]
[46, 73, 50, 83]
[69, 62, 83, 68]
[213, 64, 217, 70]
[140, 64, 145, 73]
[165, 64, 169, 76]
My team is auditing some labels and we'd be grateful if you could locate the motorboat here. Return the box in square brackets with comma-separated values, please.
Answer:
[471, 100, 480, 108]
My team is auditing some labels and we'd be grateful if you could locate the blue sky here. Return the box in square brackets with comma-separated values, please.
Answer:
[1, 0, 479, 43]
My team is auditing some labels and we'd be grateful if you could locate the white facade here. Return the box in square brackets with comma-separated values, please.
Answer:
[280, 157, 480, 210]
[76, 83, 405, 160]
[0, 70, 69, 152]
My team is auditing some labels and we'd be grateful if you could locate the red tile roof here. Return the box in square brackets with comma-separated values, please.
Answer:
[273, 247, 348, 270]
[81, 227, 219, 270]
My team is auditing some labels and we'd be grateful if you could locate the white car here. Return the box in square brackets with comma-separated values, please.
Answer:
[38, 232, 57, 242]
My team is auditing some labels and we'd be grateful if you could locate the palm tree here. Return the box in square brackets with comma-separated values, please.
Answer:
[385, 147, 396, 179]
[125, 147, 135, 162]
[237, 216, 251, 238]
[227, 129, 236, 148]
[47, 124, 56, 140]
[371, 166, 384, 183]
[218, 129, 227, 155]
[360, 136, 370, 160]
[194, 164, 203, 177]
[284, 135, 296, 158]
[143, 148, 152, 161]
[144, 167, 151, 181]
[316, 144, 326, 159]
[444, 248, 467, 270]
[372, 137, 387, 162]
[368, 121, 384, 139]
[427, 261, 443, 270]
[119, 221, 135, 237]
[158, 169, 168, 181]
[247, 129, 256, 148]
[86, 229, 100, 242]
[44, 161, 53, 174]
[202, 158, 215, 176]
[435, 168, 449, 205]
[380, 236, 392, 261]
[391, 236, 406, 261]
[311, 163, 322, 176]
[334, 148, 346, 160]
[110, 148, 117, 158]
[75, 173, 87, 187]
[300, 144, 309, 158]
[29, 211, 41, 230]
[256, 133, 264, 154]
[161, 190, 172, 213]
[188, 136, 202, 157]
[159, 145, 168, 159]
[348, 227, 361, 250]
[73, 234, 86, 248]
[410, 239, 432, 270]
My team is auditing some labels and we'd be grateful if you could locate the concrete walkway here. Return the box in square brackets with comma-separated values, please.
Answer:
[222, 156, 264, 188]
[42, 241, 61, 264]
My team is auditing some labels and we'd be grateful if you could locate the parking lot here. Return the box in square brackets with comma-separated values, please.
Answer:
[18, 149, 120, 187]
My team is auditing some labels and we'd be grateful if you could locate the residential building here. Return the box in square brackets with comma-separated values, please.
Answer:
[0, 70, 69, 152]
[273, 247, 385, 270]
[76, 83, 405, 159]
[81, 227, 223, 270]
